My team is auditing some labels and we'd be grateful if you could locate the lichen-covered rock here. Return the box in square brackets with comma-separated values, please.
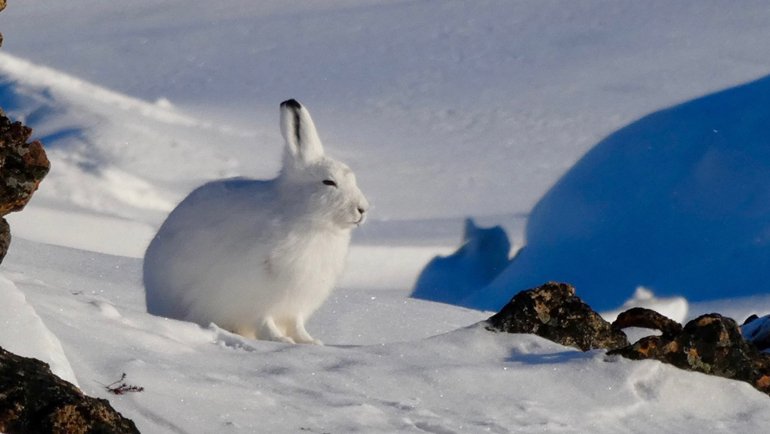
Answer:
[485, 282, 629, 351]
[0, 108, 50, 264]
[610, 313, 770, 396]
[0, 110, 50, 217]
[485, 282, 770, 396]
[0, 346, 140, 434]
[612, 307, 683, 339]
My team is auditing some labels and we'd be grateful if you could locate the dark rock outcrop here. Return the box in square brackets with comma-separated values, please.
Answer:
[487, 282, 770, 397]
[612, 307, 683, 339]
[0, 346, 140, 434]
[0, 110, 50, 215]
[0, 217, 9, 262]
[485, 282, 629, 351]
[0, 109, 50, 262]
[610, 313, 770, 396]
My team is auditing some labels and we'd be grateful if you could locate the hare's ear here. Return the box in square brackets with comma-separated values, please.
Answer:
[280, 99, 325, 164]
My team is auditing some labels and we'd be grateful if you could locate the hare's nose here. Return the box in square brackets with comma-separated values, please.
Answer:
[357, 206, 366, 215]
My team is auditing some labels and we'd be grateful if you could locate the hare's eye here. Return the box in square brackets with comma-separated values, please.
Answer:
[322, 179, 338, 187]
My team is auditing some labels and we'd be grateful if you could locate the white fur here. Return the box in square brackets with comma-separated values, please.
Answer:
[143, 100, 368, 344]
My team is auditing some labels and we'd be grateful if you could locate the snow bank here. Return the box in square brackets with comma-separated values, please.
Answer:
[0, 273, 78, 386]
[471, 75, 770, 311]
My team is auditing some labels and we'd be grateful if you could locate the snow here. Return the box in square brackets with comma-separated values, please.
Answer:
[1, 0, 770, 432]
[469, 74, 770, 311]
[602, 287, 689, 325]
[6, 239, 770, 433]
[0, 273, 78, 386]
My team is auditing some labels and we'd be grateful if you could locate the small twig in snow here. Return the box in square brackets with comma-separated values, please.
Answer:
[104, 373, 144, 395]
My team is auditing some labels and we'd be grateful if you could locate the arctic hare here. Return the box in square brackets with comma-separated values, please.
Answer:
[143, 99, 369, 344]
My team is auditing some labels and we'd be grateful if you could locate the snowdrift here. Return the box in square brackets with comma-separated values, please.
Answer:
[469, 74, 770, 311]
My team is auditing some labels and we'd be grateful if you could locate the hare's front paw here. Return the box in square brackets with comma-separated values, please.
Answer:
[258, 317, 296, 344]
[273, 335, 297, 344]
[288, 318, 324, 345]
[294, 336, 324, 345]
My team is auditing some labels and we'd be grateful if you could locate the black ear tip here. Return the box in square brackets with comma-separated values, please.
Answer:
[281, 99, 302, 110]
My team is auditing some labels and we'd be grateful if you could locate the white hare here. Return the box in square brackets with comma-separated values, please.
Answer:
[143, 99, 369, 344]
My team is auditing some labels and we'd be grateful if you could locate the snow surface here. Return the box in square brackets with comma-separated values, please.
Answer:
[2, 1, 770, 432]
[0, 273, 78, 386]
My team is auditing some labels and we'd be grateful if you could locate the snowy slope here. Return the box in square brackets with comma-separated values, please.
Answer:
[6, 239, 770, 433]
[5, 0, 770, 225]
[1, 1, 770, 432]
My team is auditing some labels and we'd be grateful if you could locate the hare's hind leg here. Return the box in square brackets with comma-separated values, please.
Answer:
[287, 316, 323, 345]
[257, 316, 295, 344]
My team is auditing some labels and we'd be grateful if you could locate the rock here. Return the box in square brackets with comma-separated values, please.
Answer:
[610, 313, 770, 396]
[0, 346, 140, 434]
[0, 217, 9, 263]
[485, 282, 629, 351]
[487, 283, 770, 396]
[0, 110, 50, 217]
[611, 307, 683, 339]
[0, 108, 50, 264]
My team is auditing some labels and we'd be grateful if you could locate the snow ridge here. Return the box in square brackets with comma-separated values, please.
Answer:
[0, 273, 79, 386]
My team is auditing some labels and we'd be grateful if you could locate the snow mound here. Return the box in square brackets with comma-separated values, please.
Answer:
[411, 218, 511, 306]
[0, 273, 79, 386]
[470, 75, 770, 311]
[602, 287, 689, 324]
